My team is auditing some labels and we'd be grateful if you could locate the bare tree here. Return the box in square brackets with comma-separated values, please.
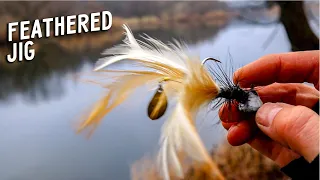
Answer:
[276, 1, 319, 51]
[235, 1, 319, 51]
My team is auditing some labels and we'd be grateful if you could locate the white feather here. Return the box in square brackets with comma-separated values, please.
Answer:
[158, 102, 212, 180]
[94, 24, 188, 72]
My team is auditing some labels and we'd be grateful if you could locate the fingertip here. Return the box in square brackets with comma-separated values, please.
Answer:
[218, 104, 228, 122]
[227, 125, 247, 146]
[226, 119, 258, 146]
[233, 67, 245, 86]
[219, 103, 243, 123]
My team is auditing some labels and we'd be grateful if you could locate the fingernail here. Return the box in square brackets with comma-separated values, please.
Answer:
[256, 103, 283, 127]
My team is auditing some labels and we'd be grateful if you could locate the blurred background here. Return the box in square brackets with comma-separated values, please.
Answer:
[0, 1, 319, 180]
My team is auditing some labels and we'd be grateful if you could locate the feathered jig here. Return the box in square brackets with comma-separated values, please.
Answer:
[77, 24, 262, 180]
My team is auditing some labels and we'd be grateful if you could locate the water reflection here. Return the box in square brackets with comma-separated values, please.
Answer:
[0, 26, 222, 103]
[0, 20, 292, 180]
[0, 42, 100, 102]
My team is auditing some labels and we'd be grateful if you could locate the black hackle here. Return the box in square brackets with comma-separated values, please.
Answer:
[217, 85, 249, 104]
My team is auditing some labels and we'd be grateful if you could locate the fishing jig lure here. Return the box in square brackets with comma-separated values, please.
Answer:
[77, 24, 263, 180]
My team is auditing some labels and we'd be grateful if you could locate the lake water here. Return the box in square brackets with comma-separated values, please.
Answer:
[0, 20, 292, 180]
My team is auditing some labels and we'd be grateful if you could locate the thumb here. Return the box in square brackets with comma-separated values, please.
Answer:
[256, 102, 319, 162]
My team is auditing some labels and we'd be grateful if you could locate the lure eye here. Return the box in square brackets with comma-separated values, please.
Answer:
[147, 84, 168, 120]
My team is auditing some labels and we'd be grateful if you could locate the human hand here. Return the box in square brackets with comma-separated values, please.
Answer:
[219, 50, 319, 168]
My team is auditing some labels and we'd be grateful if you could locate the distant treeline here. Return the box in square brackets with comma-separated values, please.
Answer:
[101, 1, 229, 18]
[0, 1, 229, 21]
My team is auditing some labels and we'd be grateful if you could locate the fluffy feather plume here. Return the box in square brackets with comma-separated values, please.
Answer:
[77, 24, 224, 180]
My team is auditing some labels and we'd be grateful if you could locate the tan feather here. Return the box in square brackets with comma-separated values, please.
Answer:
[77, 72, 165, 136]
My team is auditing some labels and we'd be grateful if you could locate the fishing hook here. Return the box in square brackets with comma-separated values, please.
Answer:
[201, 57, 221, 66]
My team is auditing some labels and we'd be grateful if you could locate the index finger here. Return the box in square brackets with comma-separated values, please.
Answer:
[234, 50, 319, 90]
